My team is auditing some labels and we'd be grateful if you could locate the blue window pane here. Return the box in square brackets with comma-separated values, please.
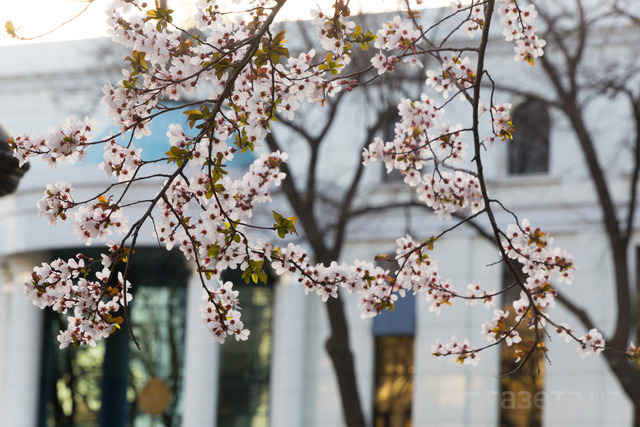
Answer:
[85, 106, 254, 168]
[372, 293, 416, 336]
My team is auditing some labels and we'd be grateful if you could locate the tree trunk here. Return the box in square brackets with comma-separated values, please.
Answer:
[308, 246, 366, 427]
[324, 295, 367, 427]
[294, 219, 366, 425]
[602, 351, 640, 423]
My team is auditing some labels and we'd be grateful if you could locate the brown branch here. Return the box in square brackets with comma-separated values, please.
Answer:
[624, 93, 640, 243]
[348, 200, 496, 243]
[306, 91, 348, 211]
[554, 290, 597, 332]
[535, 0, 634, 351]
[265, 133, 329, 256]
[489, 83, 561, 108]
[541, 44, 631, 351]
[331, 104, 398, 257]
[272, 112, 316, 142]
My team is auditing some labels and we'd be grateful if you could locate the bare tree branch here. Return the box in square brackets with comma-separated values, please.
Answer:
[330, 104, 398, 257]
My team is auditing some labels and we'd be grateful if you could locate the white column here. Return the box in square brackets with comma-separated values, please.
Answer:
[269, 275, 307, 427]
[1, 256, 44, 427]
[0, 263, 11, 421]
[181, 270, 221, 427]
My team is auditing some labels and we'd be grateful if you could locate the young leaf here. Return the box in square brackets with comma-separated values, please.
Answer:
[4, 20, 16, 37]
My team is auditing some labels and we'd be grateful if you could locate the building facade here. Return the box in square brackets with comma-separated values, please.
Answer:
[0, 6, 639, 426]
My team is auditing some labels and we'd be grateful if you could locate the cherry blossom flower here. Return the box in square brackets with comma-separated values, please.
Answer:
[577, 329, 605, 358]
[37, 181, 75, 225]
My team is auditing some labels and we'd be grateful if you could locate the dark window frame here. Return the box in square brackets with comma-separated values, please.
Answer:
[38, 248, 189, 427]
[372, 256, 415, 427]
[507, 99, 551, 175]
[216, 268, 276, 427]
[373, 335, 414, 427]
[499, 264, 544, 427]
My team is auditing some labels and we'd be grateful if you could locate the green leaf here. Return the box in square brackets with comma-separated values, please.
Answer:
[183, 109, 203, 129]
[146, 6, 174, 31]
[272, 211, 298, 239]
[207, 244, 221, 260]
[273, 29, 286, 44]
[124, 50, 149, 76]
[269, 50, 280, 65]
[241, 259, 267, 284]
[258, 270, 268, 283]
[165, 146, 191, 167]
[255, 50, 268, 68]
[212, 56, 232, 80]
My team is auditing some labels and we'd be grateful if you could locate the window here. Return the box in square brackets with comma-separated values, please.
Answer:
[499, 265, 544, 427]
[38, 248, 189, 427]
[216, 269, 275, 427]
[372, 256, 415, 427]
[86, 103, 254, 169]
[374, 336, 414, 427]
[373, 336, 414, 427]
[507, 100, 550, 175]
